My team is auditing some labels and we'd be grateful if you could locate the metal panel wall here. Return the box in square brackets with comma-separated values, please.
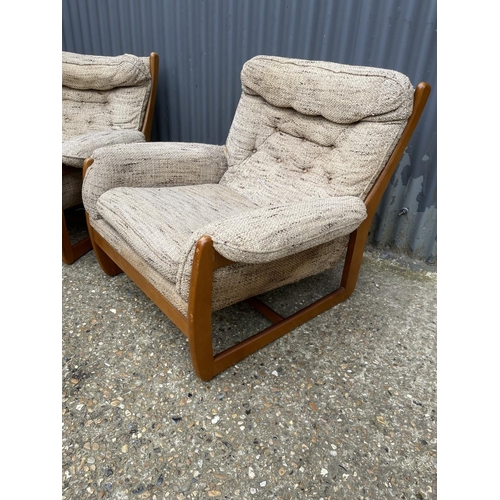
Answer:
[62, 0, 437, 263]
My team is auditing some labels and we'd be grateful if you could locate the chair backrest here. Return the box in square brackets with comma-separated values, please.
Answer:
[220, 56, 414, 207]
[62, 52, 152, 140]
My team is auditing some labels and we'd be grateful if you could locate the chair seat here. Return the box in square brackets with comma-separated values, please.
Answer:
[96, 184, 258, 281]
[62, 129, 146, 167]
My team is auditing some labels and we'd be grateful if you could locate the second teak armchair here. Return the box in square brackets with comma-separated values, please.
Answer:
[62, 51, 159, 264]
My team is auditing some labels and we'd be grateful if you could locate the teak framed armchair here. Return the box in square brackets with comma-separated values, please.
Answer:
[82, 56, 431, 381]
[62, 51, 159, 264]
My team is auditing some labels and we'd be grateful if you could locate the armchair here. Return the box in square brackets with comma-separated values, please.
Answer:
[82, 56, 430, 380]
[62, 51, 159, 264]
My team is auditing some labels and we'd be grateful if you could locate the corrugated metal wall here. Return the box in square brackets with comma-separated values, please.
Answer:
[62, 0, 437, 263]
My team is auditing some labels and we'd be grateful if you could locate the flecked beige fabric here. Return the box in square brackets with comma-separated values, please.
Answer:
[221, 55, 414, 204]
[62, 86, 150, 140]
[91, 218, 189, 316]
[179, 197, 366, 265]
[179, 235, 350, 309]
[62, 52, 151, 139]
[62, 170, 83, 210]
[62, 51, 153, 212]
[63, 52, 151, 91]
[240, 56, 413, 124]
[62, 130, 145, 168]
[83, 143, 229, 220]
[96, 184, 257, 282]
[83, 56, 414, 312]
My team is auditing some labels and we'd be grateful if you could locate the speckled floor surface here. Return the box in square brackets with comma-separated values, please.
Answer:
[62, 243, 436, 500]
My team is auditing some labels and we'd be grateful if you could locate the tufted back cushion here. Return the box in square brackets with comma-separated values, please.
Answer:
[220, 56, 414, 205]
[62, 52, 152, 140]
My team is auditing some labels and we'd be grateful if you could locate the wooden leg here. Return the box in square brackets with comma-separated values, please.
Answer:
[341, 219, 371, 294]
[187, 236, 217, 381]
[85, 213, 123, 277]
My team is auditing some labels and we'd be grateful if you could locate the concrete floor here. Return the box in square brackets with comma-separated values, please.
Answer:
[62, 244, 436, 500]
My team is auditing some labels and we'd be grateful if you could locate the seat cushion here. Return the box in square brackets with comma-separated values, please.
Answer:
[62, 130, 146, 168]
[96, 184, 258, 281]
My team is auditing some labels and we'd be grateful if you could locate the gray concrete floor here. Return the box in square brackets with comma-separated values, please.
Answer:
[62, 240, 436, 500]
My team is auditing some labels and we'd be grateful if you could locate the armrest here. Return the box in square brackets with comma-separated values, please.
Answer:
[62, 130, 145, 168]
[83, 142, 228, 220]
[189, 196, 367, 265]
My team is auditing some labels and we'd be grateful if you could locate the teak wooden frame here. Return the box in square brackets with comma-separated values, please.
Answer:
[83, 82, 431, 381]
[62, 52, 160, 265]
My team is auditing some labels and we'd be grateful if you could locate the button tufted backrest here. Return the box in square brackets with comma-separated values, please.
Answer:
[62, 52, 152, 140]
[220, 56, 414, 206]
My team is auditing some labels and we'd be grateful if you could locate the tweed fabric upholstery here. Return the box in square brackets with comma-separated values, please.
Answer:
[62, 52, 151, 140]
[91, 218, 190, 316]
[96, 184, 258, 282]
[84, 56, 414, 312]
[62, 170, 83, 210]
[179, 197, 366, 265]
[179, 235, 349, 308]
[221, 56, 414, 204]
[62, 130, 145, 168]
[240, 56, 413, 123]
[63, 52, 151, 90]
[89, 217, 348, 313]
[83, 142, 229, 220]
[62, 51, 153, 215]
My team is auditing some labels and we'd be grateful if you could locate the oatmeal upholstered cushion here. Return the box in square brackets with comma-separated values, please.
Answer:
[183, 197, 367, 264]
[240, 56, 413, 123]
[62, 52, 152, 140]
[62, 52, 151, 90]
[96, 185, 365, 281]
[92, 184, 355, 311]
[95, 184, 258, 281]
[221, 56, 414, 205]
[62, 170, 84, 210]
[62, 130, 146, 168]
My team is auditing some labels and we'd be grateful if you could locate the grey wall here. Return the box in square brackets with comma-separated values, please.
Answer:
[62, 0, 437, 263]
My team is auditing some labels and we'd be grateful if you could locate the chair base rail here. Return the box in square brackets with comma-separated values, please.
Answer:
[213, 285, 350, 377]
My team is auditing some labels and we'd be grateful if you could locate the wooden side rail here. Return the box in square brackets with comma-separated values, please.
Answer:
[141, 52, 160, 142]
